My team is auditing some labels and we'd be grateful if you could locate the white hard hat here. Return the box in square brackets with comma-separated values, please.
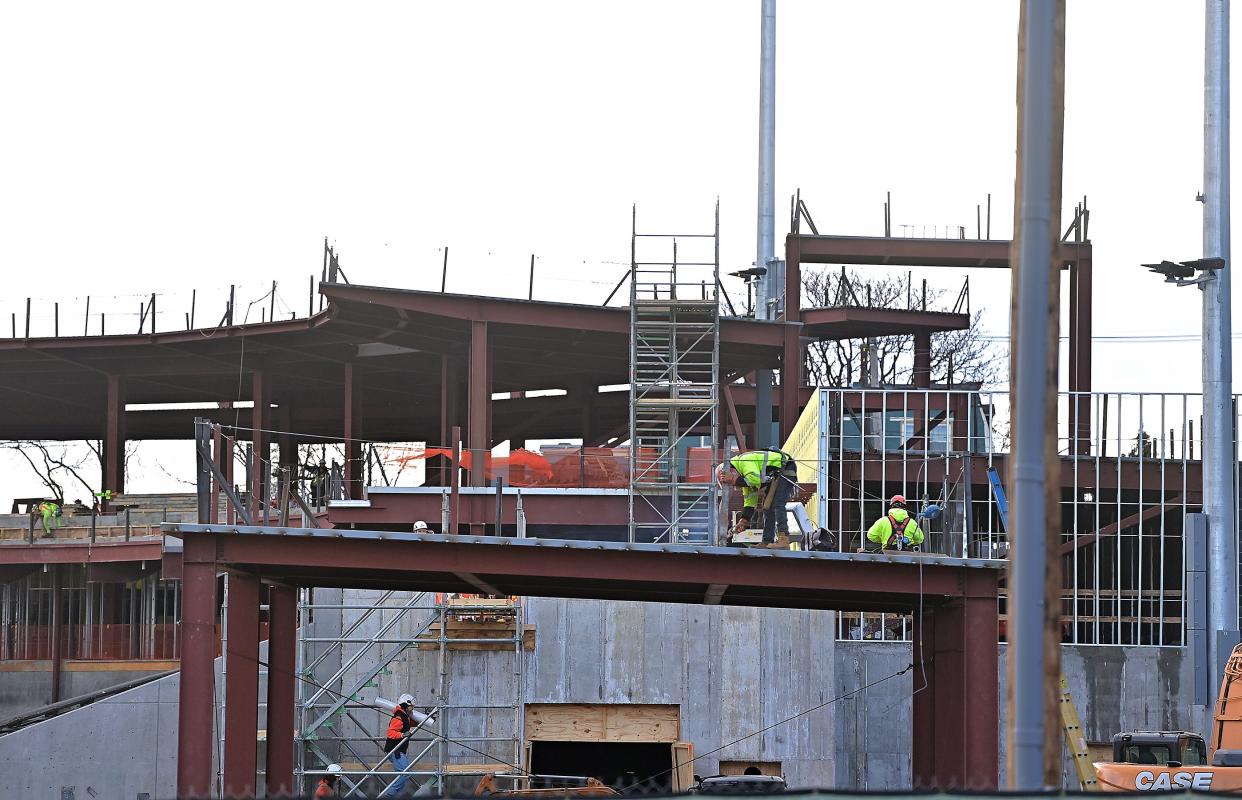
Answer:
[412, 520, 429, 531]
[327, 764, 342, 774]
[398, 693, 415, 705]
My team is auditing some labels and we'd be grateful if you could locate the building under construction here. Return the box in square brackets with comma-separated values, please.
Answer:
[0, 208, 1216, 797]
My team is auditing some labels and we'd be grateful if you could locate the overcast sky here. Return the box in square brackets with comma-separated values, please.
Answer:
[0, 1, 1227, 501]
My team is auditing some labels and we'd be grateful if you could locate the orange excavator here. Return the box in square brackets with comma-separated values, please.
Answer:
[1095, 643, 1242, 791]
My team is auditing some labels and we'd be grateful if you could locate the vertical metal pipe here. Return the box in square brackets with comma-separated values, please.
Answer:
[753, 0, 776, 448]
[1009, 0, 1062, 789]
[1203, 0, 1238, 719]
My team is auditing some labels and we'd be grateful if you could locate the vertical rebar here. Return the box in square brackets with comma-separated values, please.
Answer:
[1203, 0, 1238, 715]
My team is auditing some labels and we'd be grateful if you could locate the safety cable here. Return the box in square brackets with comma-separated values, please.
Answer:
[643, 663, 913, 785]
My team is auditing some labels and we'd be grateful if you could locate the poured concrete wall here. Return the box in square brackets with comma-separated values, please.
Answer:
[0, 663, 176, 721]
[834, 641, 1203, 791]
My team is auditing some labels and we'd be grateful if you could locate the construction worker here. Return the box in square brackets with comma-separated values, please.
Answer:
[316, 764, 342, 798]
[864, 495, 924, 552]
[380, 693, 418, 798]
[38, 500, 60, 537]
[723, 449, 798, 548]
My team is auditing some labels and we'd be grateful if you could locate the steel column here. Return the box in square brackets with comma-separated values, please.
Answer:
[177, 536, 218, 799]
[1203, 0, 1238, 717]
[104, 374, 125, 507]
[779, 324, 801, 443]
[49, 564, 61, 703]
[1068, 255, 1092, 454]
[265, 583, 297, 798]
[913, 334, 932, 389]
[251, 371, 268, 519]
[469, 321, 491, 490]
[343, 363, 362, 499]
[753, 0, 777, 448]
[223, 570, 261, 798]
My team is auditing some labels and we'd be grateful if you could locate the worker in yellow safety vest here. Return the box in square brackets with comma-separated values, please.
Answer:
[864, 495, 925, 552]
[38, 500, 61, 537]
[723, 449, 798, 548]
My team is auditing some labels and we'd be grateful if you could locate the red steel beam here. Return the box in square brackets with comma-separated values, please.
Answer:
[265, 583, 297, 798]
[800, 307, 970, 338]
[223, 570, 261, 798]
[0, 540, 163, 565]
[177, 536, 218, 799]
[201, 531, 986, 608]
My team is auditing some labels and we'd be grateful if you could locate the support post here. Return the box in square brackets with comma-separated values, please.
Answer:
[753, 0, 777, 448]
[49, 564, 61, 703]
[912, 570, 1000, 789]
[343, 363, 362, 500]
[1007, 0, 1066, 789]
[266, 583, 297, 798]
[104, 374, 125, 509]
[251, 371, 268, 520]
[449, 426, 462, 535]
[223, 570, 261, 798]
[1067, 253, 1093, 454]
[913, 334, 932, 389]
[177, 535, 218, 799]
[468, 321, 491, 493]
[1203, 0, 1239, 720]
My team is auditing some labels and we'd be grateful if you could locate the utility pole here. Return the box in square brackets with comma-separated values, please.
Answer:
[754, 0, 776, 449]
[1008, 0, 1065, 790]
[1203, 0, 1238, 730]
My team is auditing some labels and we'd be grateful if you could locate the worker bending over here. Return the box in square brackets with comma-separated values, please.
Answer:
[380, 693, 419, 798]
[864, 495, 924, 551]
[38, 500, 60, 537]
[724, 449, 798, 548]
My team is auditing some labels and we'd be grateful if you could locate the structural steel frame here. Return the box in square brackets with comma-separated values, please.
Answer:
[168, 525, 1001, 795]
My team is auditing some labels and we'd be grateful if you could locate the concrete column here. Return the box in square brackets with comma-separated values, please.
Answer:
[265, 583, 297, 797]
[104, 374, 126, 507]
[177, 536, 218, 799]
[223, 570, 261, 798]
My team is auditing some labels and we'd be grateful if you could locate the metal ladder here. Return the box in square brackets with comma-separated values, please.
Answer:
[628, 203, 721, 544]
[1059, 676, 1098, 790]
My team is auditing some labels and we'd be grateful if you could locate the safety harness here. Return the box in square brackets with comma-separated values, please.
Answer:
[885, 513, 909, 548]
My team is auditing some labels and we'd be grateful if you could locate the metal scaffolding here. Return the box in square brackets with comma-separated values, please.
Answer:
[294, 591, 525, 797]
[628, 204, 722, 544]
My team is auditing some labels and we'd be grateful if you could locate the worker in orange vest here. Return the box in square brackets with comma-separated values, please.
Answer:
[380, 694, 418, 798]
[316, 764, 341, 797]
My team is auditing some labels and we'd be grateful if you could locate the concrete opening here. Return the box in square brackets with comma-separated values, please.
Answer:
[529, 740, 674, 794]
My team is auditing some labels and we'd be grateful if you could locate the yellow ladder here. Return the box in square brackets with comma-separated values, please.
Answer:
[1060, 676, 1098, 791]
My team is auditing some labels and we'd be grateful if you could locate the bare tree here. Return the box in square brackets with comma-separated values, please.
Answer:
[801, 267, 1003, 388]
[0, 441, 99, 501]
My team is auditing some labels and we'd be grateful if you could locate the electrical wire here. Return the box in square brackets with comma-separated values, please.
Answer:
[643, 664, 913, 785]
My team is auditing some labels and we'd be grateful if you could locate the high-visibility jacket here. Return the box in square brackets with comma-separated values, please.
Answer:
[866, 508, 924, 548]
[729, 450, 792, 508]
[385, 707, 414, 755]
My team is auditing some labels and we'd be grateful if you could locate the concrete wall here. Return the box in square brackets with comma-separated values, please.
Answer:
[0, 671, 180, 799]
[331, 595, 838, 791]
[0, 664, 175, 721]
[833, 641, 1204, 791]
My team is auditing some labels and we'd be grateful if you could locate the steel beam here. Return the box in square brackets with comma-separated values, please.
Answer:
[223, 570, 261, 798]
[265, 583, 297, 798]
[177, 536, 218, 799]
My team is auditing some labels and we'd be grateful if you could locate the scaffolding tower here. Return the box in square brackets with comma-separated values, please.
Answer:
[294, 590, 525, 797]
[628, 203, 721, 544]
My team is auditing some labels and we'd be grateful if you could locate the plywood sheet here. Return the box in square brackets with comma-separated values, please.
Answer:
[525, 703, 680, 742]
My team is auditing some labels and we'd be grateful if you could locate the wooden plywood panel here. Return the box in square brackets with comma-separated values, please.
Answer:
[525, 703, 680, 743]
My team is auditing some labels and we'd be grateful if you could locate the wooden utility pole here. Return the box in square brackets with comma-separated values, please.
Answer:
[1008, 0, 1066, 789]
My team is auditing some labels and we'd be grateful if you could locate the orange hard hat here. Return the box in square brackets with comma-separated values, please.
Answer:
[890, 495, 907, 507]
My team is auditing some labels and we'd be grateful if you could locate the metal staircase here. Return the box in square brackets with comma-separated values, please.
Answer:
[628, 203, 721, 544]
